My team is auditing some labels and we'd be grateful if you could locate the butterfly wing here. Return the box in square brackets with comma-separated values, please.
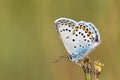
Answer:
[74, 21, 100, 56]
[87, 22, 100, 47]
[70, 21, 100, 60]
[55, 18, 77, 55]
[70, 21, 93, 58]
[55, 18, 100, 62]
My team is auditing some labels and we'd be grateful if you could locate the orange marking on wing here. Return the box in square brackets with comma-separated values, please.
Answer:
[85, 28, 89, 33]
[73, 26, 79, 35]
[68, 23, 74, 29]
[83, 26, 86, 30]
[89, 35, 94, 41]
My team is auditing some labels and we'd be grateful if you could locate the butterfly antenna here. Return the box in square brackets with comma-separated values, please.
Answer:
[53, 55, 68, 63]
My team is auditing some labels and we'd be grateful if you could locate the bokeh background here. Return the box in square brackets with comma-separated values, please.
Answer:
[0, 0, 120, 80]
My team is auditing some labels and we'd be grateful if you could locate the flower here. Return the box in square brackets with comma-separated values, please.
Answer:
[80, 57, 104, 80]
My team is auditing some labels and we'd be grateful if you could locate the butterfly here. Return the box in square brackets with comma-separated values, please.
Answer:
[54, 18, 100, 64]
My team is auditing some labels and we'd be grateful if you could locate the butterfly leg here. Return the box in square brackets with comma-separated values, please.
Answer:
[53, 55, 67, 63]
[75, 60, 81, 66]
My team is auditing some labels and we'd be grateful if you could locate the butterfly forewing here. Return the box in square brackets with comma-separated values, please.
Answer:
[55, 18, 77, 55]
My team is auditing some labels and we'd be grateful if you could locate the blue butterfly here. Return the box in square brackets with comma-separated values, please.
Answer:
[55, 18, 100, 64]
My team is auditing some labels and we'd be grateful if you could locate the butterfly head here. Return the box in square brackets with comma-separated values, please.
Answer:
[68, 55, 74, 62]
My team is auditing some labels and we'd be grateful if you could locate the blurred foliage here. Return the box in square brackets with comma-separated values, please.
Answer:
[0, 0, 120, 80]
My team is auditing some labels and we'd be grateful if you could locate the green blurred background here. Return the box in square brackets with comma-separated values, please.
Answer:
[0, 0, 120, 80]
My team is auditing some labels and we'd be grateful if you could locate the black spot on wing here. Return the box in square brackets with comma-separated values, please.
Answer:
[84, 39, 86, 41]
[69, 30, 71, 32]
[63, 29, 65, 31]
[87, 40, 90, 42]
[66, 36, 69, 39]
[95, 35, 99, 42]
[88, 44, 90, 46]
[79, 45, 81, 47]
[74, 46, 76, 48]
[75, 34, 78, 36]
[82, 46, 84, 48]
[72, 39, 75, 42]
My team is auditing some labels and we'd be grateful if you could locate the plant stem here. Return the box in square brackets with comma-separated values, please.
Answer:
[85, 73, 91, 80]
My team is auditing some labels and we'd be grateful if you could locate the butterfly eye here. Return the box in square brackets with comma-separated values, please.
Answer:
[68, 55, 73, 62]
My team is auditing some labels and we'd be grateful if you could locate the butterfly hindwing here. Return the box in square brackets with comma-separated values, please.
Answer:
[72, 21, 95, 57]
